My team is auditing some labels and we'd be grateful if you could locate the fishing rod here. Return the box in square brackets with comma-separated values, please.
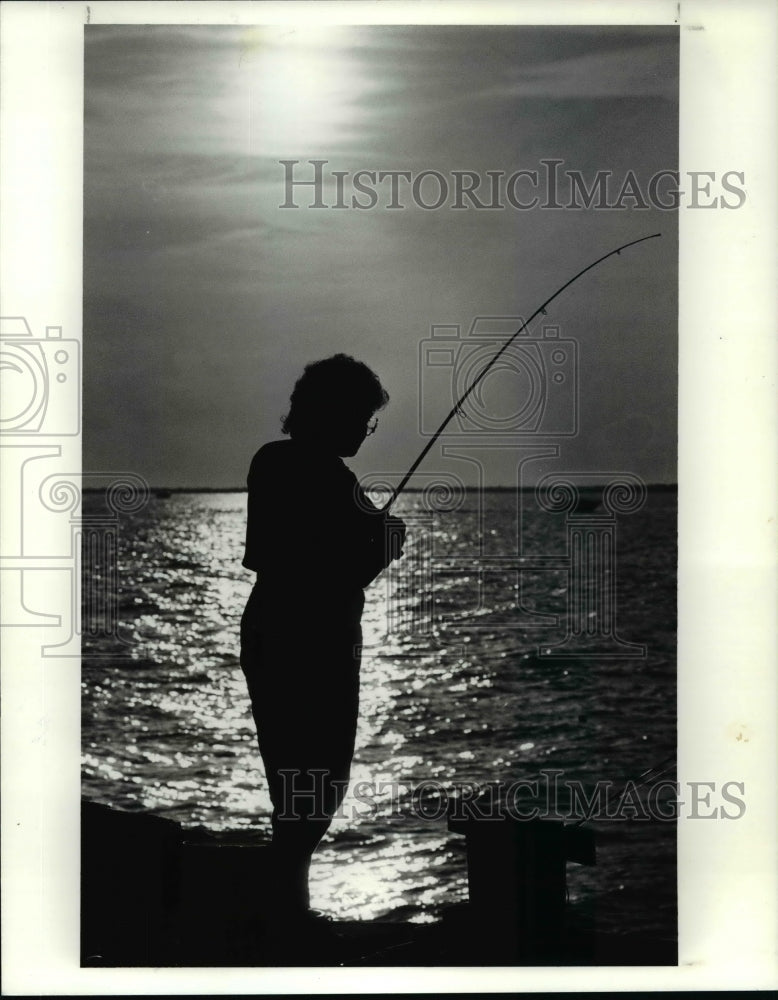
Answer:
[381, 232, 661, 514]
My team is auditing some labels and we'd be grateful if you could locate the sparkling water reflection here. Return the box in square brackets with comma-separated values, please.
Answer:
[82, 489, 676, 930]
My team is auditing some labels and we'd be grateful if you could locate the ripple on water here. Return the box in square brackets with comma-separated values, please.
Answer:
[82, 491, 676, 929]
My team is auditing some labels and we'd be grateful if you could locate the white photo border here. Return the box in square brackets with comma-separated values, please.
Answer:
[1, 0, 776, 993]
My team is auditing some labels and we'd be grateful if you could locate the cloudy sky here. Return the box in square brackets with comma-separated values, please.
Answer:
[84, 24, 678, 488]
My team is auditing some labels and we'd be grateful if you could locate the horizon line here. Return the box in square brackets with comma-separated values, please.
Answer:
[82, 482, 679, 494]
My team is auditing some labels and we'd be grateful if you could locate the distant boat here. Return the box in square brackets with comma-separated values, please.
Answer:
[153, 489, 173, 499]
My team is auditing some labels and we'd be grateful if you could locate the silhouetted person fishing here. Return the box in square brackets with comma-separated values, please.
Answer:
[240, 355, 406, 937]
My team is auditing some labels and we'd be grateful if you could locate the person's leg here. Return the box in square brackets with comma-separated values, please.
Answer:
[268, 631, 360, 919]
[241, 615, 360, 922]
[263, 761, 333, 917]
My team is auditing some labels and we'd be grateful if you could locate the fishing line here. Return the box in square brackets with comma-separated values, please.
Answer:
[570, 754, 677, 828]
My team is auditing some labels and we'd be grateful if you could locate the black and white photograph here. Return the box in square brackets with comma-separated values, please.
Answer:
[1, 1, 776, 994]
[80, 17, 681, 969]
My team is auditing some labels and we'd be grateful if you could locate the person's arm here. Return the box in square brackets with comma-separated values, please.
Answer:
[353, 509, 406, 588]
[246, 447, 405, 589]
[347, 479, 406, 587]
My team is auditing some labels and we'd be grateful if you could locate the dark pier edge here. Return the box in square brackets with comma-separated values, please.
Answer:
[81, 800, 676, 968]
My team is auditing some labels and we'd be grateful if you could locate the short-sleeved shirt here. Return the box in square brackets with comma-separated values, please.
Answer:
[242, 439, 387, 626]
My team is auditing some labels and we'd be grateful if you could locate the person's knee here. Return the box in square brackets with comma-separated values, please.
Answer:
[272, 815, 331, 858]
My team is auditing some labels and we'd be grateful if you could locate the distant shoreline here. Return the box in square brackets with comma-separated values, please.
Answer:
[82, 483, 678, 495]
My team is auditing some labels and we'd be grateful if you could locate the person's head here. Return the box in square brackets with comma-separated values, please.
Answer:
[282, 354, 389, 457]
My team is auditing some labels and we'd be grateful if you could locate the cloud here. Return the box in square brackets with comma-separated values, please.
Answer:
[481, 42, 678, 101]
[83, 24, 679, 486]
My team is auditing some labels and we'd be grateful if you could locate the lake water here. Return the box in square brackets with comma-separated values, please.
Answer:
[81, 486, 676, 940]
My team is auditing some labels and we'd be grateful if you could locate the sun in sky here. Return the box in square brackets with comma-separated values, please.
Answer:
[238, 25, 369, 156]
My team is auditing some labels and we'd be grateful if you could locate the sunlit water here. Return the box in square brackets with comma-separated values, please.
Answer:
[82, 488, 676, 935]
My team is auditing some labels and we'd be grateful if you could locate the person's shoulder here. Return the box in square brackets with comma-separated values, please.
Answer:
[253, 439, 293, 462]
[248, 439, 349, 484]
[247, 439, 295, 477]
